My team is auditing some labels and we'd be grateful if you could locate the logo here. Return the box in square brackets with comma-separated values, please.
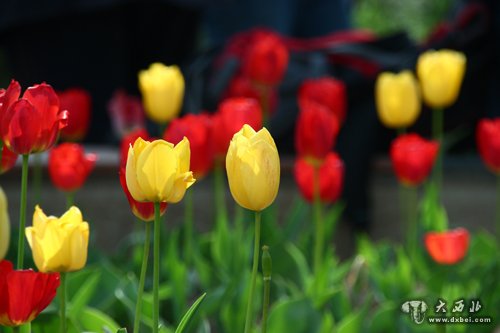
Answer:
[401, 300, 428, 324]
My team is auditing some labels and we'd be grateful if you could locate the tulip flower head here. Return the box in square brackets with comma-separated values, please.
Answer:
[0, 144, 18, 174]
[477, 118, 500, 174]
[138, 63, 185, 124]
[417, 49, 466, 108]
[48, 143, 97, 192]
[375, 70, 421, 129]
[390, 134, 439, 187]
[58, 88, 91, 141]
[0, 187, 10, 260]
[125, 137, 195, 203]
[120, 128, 150, 168]
[226, 125, 280, 211]
[25, 206, 89, 273]
[0, 260, 60, 326]
[108, 89, 146, 139]
[424, 228, 469, 264]
[0, 80, 68, 155]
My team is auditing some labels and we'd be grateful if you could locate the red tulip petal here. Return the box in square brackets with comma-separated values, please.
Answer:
[3, 99, 42, 154]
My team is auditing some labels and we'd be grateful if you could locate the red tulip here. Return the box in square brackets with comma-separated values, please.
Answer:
[119, 128, 150, 168]
[243, 31, 289, 86]
[390, 134, 439, 186]
[107, 89, 145, 139]
[164, 113, 214, 178]
[424, 228, 470, 264]
[0, 260, 60, 326]
[119, 168, 167, 221]
[0, 80, 68, 155]
[298, 77, 347, 125]
[0, 144, 18, 174]
[58, 88, 91, 141]
[213, 98, 262, 157]
[477, 118, 500, 174]
[294, 152, 344, 203]
[295, 101, 339, 160]
[48, 143, 97, 192]
[226, 75, 278, 116]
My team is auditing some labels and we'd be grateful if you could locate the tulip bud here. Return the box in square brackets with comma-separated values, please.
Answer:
[476, 118, 500, 174]
[417, 49, 466, 108]
[138, 63, 185, 124]
[375, 70, 421, 129]
[261, 245, 272, 281]
[58, 88, 92, 141]
[226, 125, 280, 211]
[0, 187, 10, 260]
[424, 228, 469, 264]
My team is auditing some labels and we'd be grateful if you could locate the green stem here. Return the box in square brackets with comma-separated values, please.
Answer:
[214, 162, 228, 224]
[133, 221, 151, 333]
[244, 211, 262, 333]
[496, 175, 500, 241]
[184, 189, 193, 266]
[432, 108, 444, 195]
[59, 272, 67, 333]
[313, 166, 324, 275]
[17, 154, 29, 269]
[153, 202, 161, 333]
[258, 84, 271, 127]
[406, 186, 418, 261]
[396, 127, 407, 136]
[66, 192, 74, 209]
[19, 323, 31, 333]
[261, 246, 271, 333]
[33, 153, 42, 204]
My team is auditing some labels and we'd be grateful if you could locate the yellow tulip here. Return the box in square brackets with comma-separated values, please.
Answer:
[226, 125, 280, 211]
[417, 49, 466, 108]
[375, 70, 421, 129]
[25, 206, 89, 272]
[0, 186, 10, 260]
[138, 63, 185, 124]
[126, 137, 195, 203]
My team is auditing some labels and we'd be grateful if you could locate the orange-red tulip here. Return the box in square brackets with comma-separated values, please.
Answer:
[477, 118, 500, 174]
[0, 144, 18, 174]
[424, 228, 469, 264]
[58, 88, 91, 141]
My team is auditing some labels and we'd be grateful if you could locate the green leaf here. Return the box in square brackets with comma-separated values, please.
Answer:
[267, 297, 321, 333]
[285, 242, 310, 289]
[116, 329, 128, 333]
[79, 307, 120, 332]
[175, 293, 207, 333]
[337, 311, 363, 333]
[69, 271, 101, 316]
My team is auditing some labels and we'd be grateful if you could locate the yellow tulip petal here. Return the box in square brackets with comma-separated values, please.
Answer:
[126, 146, 147, 202]
[0, 187, 10, 260]
[174, 137, 191, 173]
[68, 222, 89, 271]
[59, 206, 83, 226]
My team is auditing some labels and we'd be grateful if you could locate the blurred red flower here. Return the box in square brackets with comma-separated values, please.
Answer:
[164, 113, 214, 179]
[213, 98, 262, 157]
[243, 31, 289, 86]
[0, 144, 18, 174]
[390, 134, 439, 187]
[108, 89, 145, 139]
[119, 128, 150, 168]
[298, 77, 347, 125]
[226, 75, 278, 116]
[0, 260, 60, 327]
[295, 101, 339, 161]
[48, 143, 97, 192]
[424, 228, 470, 264]
[294, 152, 344, 203]
[119, 168, 167, 221]
[477, 118, 500, 174]
[58, 88, 91, 141]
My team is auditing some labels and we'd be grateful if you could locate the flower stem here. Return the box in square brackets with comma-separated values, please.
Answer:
[153, 202, 161, 333]
[33, 153, 42, 204]
[396, 127, 407, 136]
[59, 272, 67, 333]
[66, 192, 74, 209]
[261, 246, 271, 333]
[184, 189, 193, 266]
[17, 154, 29, 269]
[313, 166, 324, 275]
[214, 162, 228, 224]
[406, 186, 418, 261]
[19, 323, 31, 333]
[432, 108, 444, 195]
[133, 221, 151, 333]
[244, 211, 261, 333]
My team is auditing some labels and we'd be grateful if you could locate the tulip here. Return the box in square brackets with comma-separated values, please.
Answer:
[119, 128, 150, 168]
[48, 143, 97, 192]
[0, 80, 68, 155]
[164, 113, 214, 179]
[390, 134, 439, 187]
[0, 144, 18, 174]
[294, 152, 344, 203]
[0, 260, 60, 326]
[25, 205, 89, 273]
[213, 97, 263, 157]
[0, 187, 10, 260]
[424, 228, 469, 264]
[298, 77, 347, 125]
[417, 49, 466, 108]
[58, 88, 91, 141]
[125, 137, 195, 203]
[138, 63, 185, 124]
[295, 101, 339, 161]
[226, 75, 278, 116]
[119, 168, 167, 221]
[375, 70, 421, 129]
[226, 124, 280, 212]
[477, 118, 500, 174]
[243, 31, 289, 86]
[108, 89, 145, 139]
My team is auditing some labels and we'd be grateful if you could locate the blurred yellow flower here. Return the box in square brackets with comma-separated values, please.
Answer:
[417, 49, 466, 108]
[0, 186, 10, 260]
[138, 63, 185, 124]
[226, 125, 280, 211]
[126, 137, 195, 203]
[375, 70, 421, 129]
[25, 206, 89, 272]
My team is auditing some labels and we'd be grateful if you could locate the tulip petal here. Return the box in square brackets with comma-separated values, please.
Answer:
[174, 137, 191, 173]
[68, 222, 89, 271]
[126, 146, 147, 202]
[22, 83, 60, 131]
